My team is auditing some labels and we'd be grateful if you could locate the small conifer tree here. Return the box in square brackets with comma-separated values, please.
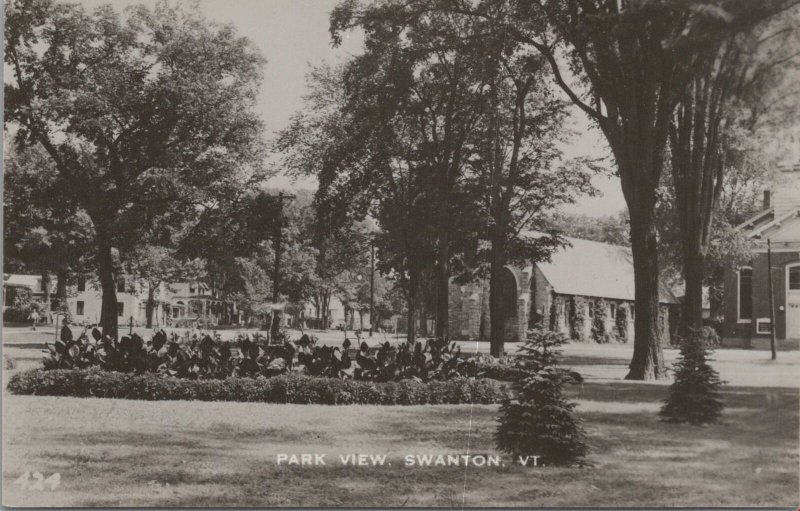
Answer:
[659, 329, 724, 424]
[495, 329, 588, 466]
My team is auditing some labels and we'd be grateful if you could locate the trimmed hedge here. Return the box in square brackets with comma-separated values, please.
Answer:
[474, 363, 527, 382]
[7, 369, 511, 405]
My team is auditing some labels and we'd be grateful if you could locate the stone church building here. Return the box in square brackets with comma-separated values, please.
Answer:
[448, 235, 678, 344]
[722, 153, 800, 349]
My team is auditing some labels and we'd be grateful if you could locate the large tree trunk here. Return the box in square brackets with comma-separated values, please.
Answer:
[435, 238, 450, 340]
[680, 249, 705, 336]
[145, 284, 156, 329]
[41, 270, 52, 320]
[55, 268, 68, 315]
[419, 298, 429, 337]
[97, 240, 119, 338]
[626, 214, 666, 380]
[489, 236, 507, 357]
[406, 297, 417, 344]
[270, 312, 281, 340]
[321, 292, 330, 330]
[406, 268, 420, 344]
[485, 74, 526, 357]
[668, 80, 724, 341]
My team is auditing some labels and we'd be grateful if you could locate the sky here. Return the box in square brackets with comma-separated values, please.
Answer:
[75, 0, 627, 218]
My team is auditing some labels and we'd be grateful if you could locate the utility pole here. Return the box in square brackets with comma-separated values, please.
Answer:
[767, 239, 777, 360]
[267, 191, 296, 341]
[369, 240, 375, 336]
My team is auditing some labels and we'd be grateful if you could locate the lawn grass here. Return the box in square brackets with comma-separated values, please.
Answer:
[3, 380, 797, 507]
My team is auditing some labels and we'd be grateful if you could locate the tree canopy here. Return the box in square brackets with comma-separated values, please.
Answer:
[5, 0, 267, 335]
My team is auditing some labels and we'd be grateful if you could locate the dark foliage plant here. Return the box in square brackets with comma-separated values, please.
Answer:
[496, 329, 589, 467]
[615, 305, 629, 342]
[354, 338, 476, 382]
[669, 325, 720, 349]
[39, 330, 489, 383]
[7, 369, 510, 405]
[568, 297, 585, 341]
[590, 299, 607, 343]
[660, 330, 725, 425]
[3, 307, 31, 323]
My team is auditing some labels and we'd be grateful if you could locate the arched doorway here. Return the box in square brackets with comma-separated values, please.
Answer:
[499, 267, 519, 342]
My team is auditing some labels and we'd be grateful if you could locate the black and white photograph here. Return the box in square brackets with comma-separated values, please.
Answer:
[2, 0, 799, 507]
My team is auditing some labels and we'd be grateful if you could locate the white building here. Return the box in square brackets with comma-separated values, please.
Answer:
[300, 295, 377, 331]
[4, 272, 363, 330]
[67, 276, 230, 327]
[301, 295, 347, 329]
[2, 274, 55, 313]
[3, 273, 236, 327]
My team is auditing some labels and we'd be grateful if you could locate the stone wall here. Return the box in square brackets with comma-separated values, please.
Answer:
[529, 266, 551, 329]
[516, 267, 532, 342]
[447, 266, 529, 342]
[447, 265, 670, 345]
[447, 278, 489, 340]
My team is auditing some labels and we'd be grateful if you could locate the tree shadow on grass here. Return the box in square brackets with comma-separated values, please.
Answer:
[4, 343, 47, 350]
[369, 405, 498, 452]
[561, 355, 632, 366]
[567, 381, 798, 409]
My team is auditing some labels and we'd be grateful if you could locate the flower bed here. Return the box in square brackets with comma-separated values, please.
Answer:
[7, 369, 511, 405]
[44, 329, 512, 383]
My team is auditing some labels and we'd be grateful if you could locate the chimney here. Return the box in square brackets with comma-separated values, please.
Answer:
[763, 190, 771, 210]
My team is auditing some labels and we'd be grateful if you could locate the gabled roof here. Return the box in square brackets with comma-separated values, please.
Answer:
[3, 274, 40, 290]
[746, 208, 800, 243]
[522, 234, 678, 304]
[735, 207, 774, 231]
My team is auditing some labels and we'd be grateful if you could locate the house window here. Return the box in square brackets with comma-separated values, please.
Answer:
[189, 284, 196, 294]
[609, 303, 617, 319]
[587, 303, 593, 317]
[77, 277, 86, 292]
[790, 266, 800, 291]
[117, 302, 124, 317]
[76, 301, 84, 316]
[738, 267, 753, 322]
[117, 278, 126, 293]
[756, 318, 772, 334]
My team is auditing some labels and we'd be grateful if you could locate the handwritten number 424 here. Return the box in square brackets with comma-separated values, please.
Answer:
[13, 472, 61, 491]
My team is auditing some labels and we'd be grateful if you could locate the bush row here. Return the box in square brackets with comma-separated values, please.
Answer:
[475, 363, 527, 381]
[7, 369, 512, 405]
